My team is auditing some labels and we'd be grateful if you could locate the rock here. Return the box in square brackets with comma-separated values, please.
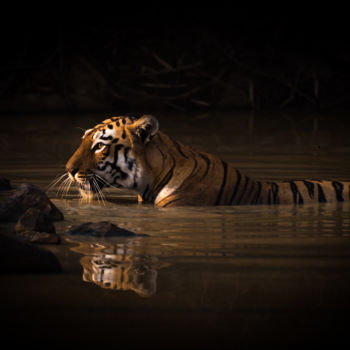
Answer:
[13, 208, 60, 244]
[15, 231, 61, 244]
[0, 178, 11, 190]
[0, 233, 62, 273]
[0, 183, 64, 222]
[15, 208, 56, 233]
[66, 221, 147, 237]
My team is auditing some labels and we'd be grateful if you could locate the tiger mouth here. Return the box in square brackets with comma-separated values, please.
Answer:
[79, 182, 93, 192]
[77, 177, 105, 193]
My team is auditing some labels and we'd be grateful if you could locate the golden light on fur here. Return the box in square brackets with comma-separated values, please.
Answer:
[62, 113, 350, 207]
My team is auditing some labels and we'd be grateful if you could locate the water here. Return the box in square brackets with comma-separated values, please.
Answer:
[1, 111, 350, 347]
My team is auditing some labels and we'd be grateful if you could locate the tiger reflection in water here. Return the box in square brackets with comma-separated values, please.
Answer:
[71, 242, 159, 297]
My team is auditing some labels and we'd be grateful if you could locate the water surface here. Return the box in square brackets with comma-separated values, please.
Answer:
[1, 111, 350, 347]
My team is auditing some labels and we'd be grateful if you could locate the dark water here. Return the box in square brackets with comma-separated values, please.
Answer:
[1, 111, 350, 347]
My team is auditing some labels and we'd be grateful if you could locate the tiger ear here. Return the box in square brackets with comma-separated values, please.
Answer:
[130, 115, 159, 144]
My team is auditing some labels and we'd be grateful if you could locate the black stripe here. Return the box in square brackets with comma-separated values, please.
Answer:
[252, 181, 262, 204]
[267, 189, 271, 205]
[115, 166, 128, 180]
[161, 198, 182, 208]
[215, 161, 228, 205]
[96, 144, 123, 171]
[154, 142, 167, 164]
[317, 183, 327, 203]
[289, 181, 298, 204]
[303, 180, 315, 199]
[332, 181, 344, 202]
[127, 160, 135, 171]
[124, 112, 142, 120]
[289, 181, 304, 204]
[297, 184, 303, 204]
[198, 152, 211, 180]
[171, 158, 199, 196]
[124, 147, 130, 163]
[229, 169, 242, 204]
[237, 176, 249, 205]
[100, 134, 113, 140]
[188, 156, 199, 178]
[138, 128, 147, 142]
[171, 137, 188, 159]
[245, 181, 256, 204]
[271, 182, 280, 204]
[153, 167, 174, 199]
[142, 185, 150, 200]
[92, 142, 108, 152]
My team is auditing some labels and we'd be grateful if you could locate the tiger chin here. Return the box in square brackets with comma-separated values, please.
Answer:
[66, 113, 350, 207]
[67, 171, 105, 203]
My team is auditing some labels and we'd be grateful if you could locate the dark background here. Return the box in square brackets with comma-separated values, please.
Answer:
[1, 6, 350, 114]
[1, 8, 350, 349]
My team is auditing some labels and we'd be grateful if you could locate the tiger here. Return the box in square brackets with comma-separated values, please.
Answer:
[80, 253, 157, 297]
[65, 113, 350, 207]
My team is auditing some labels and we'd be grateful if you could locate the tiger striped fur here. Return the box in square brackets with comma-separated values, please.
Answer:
[66, 114, 350, 207]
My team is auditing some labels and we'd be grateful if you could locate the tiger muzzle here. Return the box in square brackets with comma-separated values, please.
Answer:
[74, 172, 105, 193]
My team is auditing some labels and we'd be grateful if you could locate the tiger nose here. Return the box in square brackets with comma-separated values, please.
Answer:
[67, 167, 79, 177]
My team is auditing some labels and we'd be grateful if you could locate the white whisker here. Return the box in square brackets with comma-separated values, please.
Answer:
[50, 171, 111, 203]
[64, 177, 73, 198]
[80, 179, 94, 204]
[96, 180, 106, 206]
[57, 177, 71, 197]
[92, 177, 106, 206]
[91, 178, 101, 205]
[94, 174, 120, 190]
[47, 173, 69, 192]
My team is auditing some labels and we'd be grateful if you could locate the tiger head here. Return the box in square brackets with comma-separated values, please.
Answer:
[65, 114, 159, 199]
[80, 253, 158, 297]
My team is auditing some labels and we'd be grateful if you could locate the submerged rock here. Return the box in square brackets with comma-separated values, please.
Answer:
[0, 183, 64, 222]
[14, 208, 60, 244]
[14, 231, 61, 244]
[0, 233, 62, 273]
[66, 221, 147, 237]
[0, 178, 11, 190]
[15, 208, 56, 234]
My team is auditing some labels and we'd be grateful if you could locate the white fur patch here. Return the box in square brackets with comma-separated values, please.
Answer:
[155, 186, 178, 203]
[154, 164, 195, 205]
[94, 145, 106, 153]
[93, 131, 101, 140]
[91, 129, 116, 149]
[82, 128, 93, 138]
